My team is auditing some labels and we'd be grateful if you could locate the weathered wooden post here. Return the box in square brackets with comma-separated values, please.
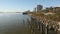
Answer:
[45, 22, 48, 34]
[41, 20, 43, 34]
[39, 23, 43, 34]
[23, 19, 25, 25]
[41, 20, 46, 34]
[30, 16, 33, 34]
[39, 20, 42, 34]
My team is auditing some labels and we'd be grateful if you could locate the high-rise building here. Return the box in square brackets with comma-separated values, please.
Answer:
[36, 5, 43, 12]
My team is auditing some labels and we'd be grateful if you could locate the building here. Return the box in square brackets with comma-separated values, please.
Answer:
[34, 5, 43, 12]
[46, 7, 60, 13]
[53, 7, 60, 13]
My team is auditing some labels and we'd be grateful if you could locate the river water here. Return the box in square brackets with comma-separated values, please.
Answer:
[0, 13, 31, 34]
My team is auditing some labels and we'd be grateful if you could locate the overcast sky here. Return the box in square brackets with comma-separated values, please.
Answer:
[0, 0, 60, 12]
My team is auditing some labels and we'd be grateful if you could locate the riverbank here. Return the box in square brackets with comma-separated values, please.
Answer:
[27, 11, 60, 34]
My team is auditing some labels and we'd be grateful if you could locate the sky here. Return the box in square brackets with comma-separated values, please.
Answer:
[0, 0, 60, 12]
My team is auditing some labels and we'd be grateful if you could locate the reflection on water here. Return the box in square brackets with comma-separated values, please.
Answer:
[0, 13, 30, 34]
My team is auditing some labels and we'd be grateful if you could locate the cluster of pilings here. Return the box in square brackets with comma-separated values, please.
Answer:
[28, 14, 60, 34]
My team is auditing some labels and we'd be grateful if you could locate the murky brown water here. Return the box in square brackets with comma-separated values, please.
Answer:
[0, 13, 30, 34]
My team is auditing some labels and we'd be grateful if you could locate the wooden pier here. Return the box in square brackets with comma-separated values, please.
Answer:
[28, 12, 60, 34]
